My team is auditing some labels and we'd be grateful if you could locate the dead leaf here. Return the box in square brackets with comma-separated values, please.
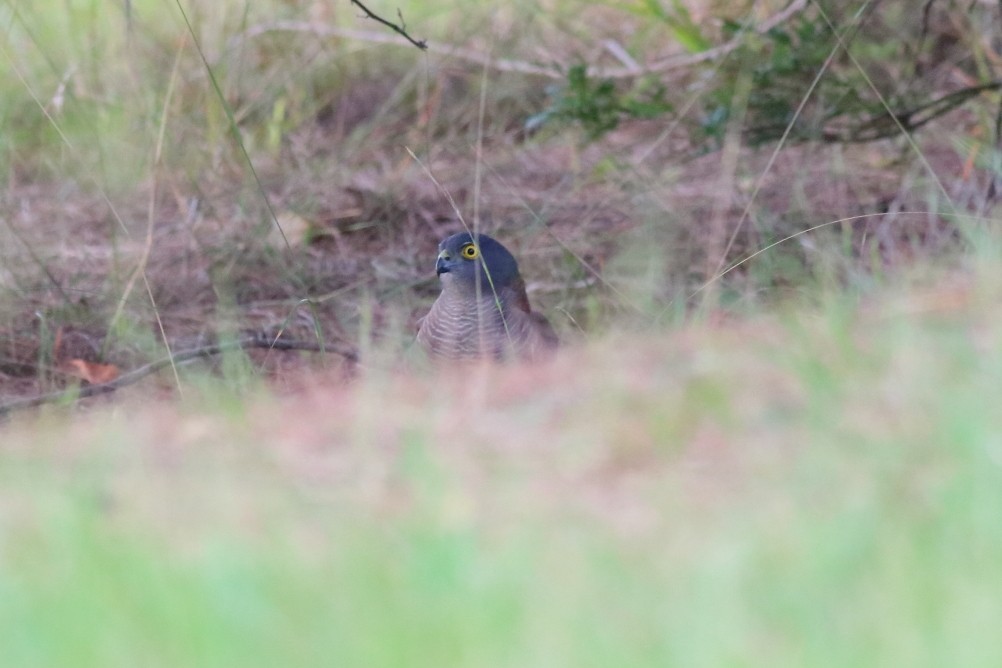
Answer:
[62, 359, 120, 385]
[268, 211, 314, 249]
[52, 326, 64, 359]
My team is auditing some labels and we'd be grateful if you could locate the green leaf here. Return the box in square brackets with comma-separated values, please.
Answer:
[666, 0, 711, 52]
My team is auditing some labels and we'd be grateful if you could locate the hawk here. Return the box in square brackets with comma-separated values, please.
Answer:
[416, 232, 558, 361]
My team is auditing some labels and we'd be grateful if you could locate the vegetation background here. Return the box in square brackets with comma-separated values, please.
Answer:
[1, 0, 1002, 664]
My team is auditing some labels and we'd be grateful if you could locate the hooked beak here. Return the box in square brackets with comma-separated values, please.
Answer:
[436, 250, 451, 276]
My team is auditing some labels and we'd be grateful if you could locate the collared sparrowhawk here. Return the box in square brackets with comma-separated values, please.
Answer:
[416, 232, 558, 361]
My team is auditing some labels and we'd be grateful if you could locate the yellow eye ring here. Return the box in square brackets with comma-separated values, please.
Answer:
[460, 243, 479, 259]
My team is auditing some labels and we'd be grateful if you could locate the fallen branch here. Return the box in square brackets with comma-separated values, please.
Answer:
[850, 80, 1002, 140]
[349, 0, 426, 51]
[0, 333, 358, 417]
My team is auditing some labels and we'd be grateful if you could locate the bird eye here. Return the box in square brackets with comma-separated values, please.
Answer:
[460, 243, 479, 259]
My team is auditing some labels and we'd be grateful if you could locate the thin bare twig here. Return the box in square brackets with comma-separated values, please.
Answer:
[746, 80, 1002, 144]
[0, 333, 358, 417]
[349, 0, 426, 51]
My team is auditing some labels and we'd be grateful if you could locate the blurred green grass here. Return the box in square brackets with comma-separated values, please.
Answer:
[3, 266, 1002, 666]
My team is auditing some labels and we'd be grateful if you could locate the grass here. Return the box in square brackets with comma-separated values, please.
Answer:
[3, 266, 1002, 666]
[1, 0, 1002, 663]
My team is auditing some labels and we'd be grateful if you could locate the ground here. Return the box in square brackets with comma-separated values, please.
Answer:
[1, 0, 998, 408]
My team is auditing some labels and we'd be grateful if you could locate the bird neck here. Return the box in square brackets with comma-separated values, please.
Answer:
[442, 277, 508, 301]
[439, 281, 516, 321]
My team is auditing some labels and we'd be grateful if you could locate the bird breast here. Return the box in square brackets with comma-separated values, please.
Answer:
[417, 286, 545, 361]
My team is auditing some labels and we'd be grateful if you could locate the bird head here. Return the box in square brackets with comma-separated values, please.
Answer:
[434, 232, 521, 295]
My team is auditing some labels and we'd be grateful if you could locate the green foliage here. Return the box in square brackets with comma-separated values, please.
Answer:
[702, 13, 865, 147]
[532, 2, 997, 149]
[526, 64, 672, 138]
